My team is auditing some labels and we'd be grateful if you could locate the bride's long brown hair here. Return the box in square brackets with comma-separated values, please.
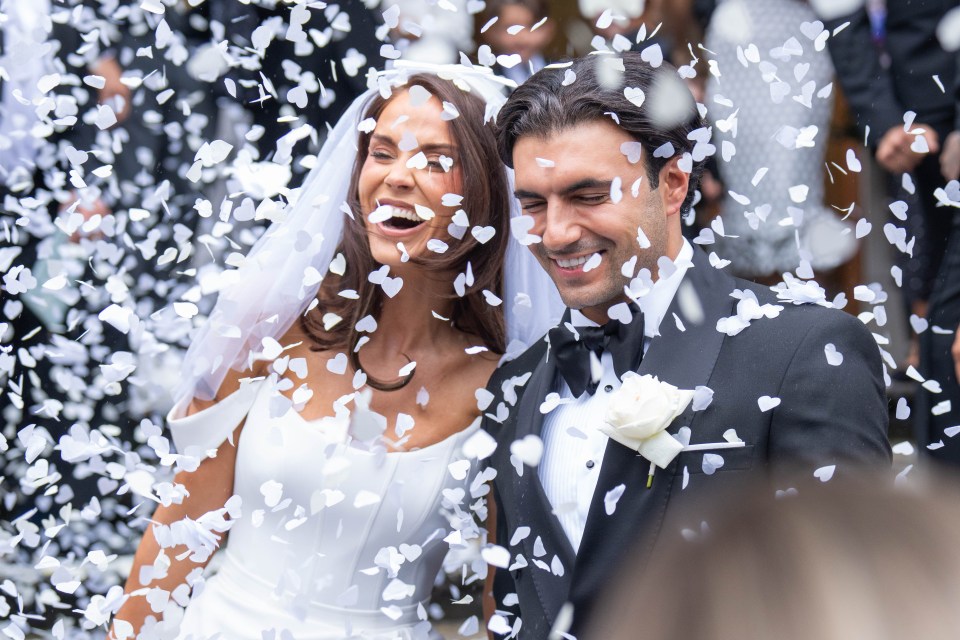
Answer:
[300, 74, 510, 389]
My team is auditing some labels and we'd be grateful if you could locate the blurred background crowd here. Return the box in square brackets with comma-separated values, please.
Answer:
[0, 0, 958, 636]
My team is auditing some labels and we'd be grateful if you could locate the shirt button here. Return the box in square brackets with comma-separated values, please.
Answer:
[604, 384, 614, 393]
[585, 460, 596, 469]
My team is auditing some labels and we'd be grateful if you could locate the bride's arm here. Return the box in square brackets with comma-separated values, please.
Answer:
[110, 431, 241, 637]
[110, 372, 251, 639]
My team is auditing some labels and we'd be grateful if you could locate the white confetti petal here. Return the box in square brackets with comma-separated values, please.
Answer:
[604, 484, 626, 515]
[814, 464, 836, 482]
[758, 396, 781, 412]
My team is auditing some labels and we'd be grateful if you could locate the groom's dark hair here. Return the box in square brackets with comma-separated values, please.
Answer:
[496, 51, 707, 215]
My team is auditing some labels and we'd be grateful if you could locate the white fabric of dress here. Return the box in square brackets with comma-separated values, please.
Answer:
[166, 377, 482, 640]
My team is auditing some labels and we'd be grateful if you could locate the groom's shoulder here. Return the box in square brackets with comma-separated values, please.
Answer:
[728, 276, 876, 350]
[482, 336, 549, 438]
[488, 334, 549, 388]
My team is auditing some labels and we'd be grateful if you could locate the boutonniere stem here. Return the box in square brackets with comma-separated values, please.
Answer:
[644, 441, 747, 489]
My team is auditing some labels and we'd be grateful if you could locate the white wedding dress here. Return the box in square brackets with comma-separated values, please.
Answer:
[165, 376, 483, 640]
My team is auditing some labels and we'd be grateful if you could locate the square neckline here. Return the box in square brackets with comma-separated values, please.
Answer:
[252, 375, 481, 456]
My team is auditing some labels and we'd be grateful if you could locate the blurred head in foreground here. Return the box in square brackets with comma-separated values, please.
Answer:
[587, 472, 960, 640]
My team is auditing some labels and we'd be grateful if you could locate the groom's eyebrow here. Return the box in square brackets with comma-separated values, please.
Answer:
[514, 179, 613, 200]
[562, 179, 613, 195]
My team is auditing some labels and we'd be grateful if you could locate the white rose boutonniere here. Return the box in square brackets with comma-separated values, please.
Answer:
[599, 374, 695, 486]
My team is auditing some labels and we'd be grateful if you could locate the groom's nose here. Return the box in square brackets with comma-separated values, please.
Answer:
[540, 200, 583, 251]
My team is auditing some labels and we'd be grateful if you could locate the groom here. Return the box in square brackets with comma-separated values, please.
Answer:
[483, 52, 891, 639]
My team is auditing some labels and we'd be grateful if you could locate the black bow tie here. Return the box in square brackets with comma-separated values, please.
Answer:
[548, 306, 646, 397]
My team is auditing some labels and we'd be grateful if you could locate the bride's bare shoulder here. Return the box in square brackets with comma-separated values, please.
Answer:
[187, 359, 270, 415]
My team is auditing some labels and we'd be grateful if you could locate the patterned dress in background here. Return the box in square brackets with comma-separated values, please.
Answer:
[705, 0, 857, 277]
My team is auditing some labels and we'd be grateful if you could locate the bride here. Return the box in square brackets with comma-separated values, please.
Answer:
[109, 64, 561, 639]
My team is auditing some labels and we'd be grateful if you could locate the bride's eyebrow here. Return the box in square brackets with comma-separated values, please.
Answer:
[371, 133, 456, 156]
[370, 134, 396, 146]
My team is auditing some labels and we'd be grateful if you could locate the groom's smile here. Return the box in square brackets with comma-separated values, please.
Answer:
[512, 119, 683, 323]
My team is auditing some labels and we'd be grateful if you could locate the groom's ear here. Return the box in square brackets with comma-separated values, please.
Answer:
[657, 157, 690, 218]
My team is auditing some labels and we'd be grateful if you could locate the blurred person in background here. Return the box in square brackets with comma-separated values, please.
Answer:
[578, 0, 675, 61]
[811, 0, 959, 460]
[2, 0, 126, 517]
[812, 0, 957, 366]
[477, 0, 554, 85]
[385, 0, 474, 64]
[696, 0, 858, 284]
[920, 10, 960, 464]
[98, 2, 224, 373]
[208, 0, 386, 175]
[588, 472, 960, 640]
[0, 0, 144, 624]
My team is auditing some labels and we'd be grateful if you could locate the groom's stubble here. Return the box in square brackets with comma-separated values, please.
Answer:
[531, 184, 670, 314]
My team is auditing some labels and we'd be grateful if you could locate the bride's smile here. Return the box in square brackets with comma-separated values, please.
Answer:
[358, 89, 462, 267]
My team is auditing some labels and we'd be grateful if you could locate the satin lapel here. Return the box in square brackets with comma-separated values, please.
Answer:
[571, 249, 737, 605]
[510, 342, 577, 627]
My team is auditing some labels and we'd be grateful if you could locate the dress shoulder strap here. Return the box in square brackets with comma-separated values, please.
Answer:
[166, 378, 267, 457]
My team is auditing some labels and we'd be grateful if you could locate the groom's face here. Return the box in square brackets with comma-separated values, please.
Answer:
[512, 119, 673, 321]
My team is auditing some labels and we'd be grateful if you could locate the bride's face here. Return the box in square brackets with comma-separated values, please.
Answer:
[358, 89, 463, 268]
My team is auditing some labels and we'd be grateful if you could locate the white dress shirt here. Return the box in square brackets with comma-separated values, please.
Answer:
[538, 239, 694, 552]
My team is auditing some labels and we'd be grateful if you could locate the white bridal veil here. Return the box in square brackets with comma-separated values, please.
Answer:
[178, 61, 564, 402]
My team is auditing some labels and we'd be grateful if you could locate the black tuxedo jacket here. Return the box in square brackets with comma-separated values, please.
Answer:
[484, 248, 891, 639]
[208, 0, 385, 159]
[818, 0, 959, 143]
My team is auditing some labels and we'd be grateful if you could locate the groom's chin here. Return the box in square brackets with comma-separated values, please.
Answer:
[556, 286, 623, 317]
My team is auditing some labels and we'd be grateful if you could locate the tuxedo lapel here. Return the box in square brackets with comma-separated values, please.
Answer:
[570, 249, 737, 613]
[508, 341, 577, 627]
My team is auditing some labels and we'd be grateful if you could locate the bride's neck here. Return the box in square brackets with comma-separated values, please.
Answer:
[374, 268, 458, 353]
